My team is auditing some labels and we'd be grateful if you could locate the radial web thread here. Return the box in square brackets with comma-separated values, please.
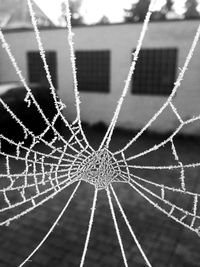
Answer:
[0, 0, 200, 266]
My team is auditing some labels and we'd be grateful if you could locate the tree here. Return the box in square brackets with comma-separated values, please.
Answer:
[59, 0, 83, 26]
[165, 0, 173, 12]
[160, 0, 177, 20]
[98, 16, 110, 25]
[184, 0, 200, 19]
[124, 0, 150, 23]
[124, 0, 169, 23]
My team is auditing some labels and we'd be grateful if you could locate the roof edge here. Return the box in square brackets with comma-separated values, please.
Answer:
[2, 18, 200, 34]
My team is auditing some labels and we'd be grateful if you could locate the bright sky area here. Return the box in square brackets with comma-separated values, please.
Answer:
[35, 0, 200, 25]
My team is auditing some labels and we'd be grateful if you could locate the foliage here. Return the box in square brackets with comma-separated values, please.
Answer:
[124, 0, 150, 23]
[60, 0, 83, 26]
[184, 0, 200, 19]
[124, 0, 169, 22]
[165, 0, 174, 11]
[97, 15, 110, 25]
[124, 0, 200, 23]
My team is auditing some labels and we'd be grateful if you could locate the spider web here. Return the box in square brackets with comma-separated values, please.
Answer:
[0, 0, 200, 266]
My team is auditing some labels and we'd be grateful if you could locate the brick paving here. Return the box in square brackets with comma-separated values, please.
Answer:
[0, 128, 200, 267]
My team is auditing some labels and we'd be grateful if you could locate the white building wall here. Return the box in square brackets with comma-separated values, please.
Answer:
[1, 20, 200, 135]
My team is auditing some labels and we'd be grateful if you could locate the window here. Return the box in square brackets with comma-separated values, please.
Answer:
[75, 50, 110, 93]
[131, 48, 177, 95]
[27, 51, 57, 89]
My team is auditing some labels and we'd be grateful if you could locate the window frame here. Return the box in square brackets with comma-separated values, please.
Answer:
[75, 50, 110, 93]
[131, 48, 178, 96]
[27, 50, 58, 89]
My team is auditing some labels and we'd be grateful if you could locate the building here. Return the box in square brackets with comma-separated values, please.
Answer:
[0, 0, 55, 29]
[0, 20, 200, 135]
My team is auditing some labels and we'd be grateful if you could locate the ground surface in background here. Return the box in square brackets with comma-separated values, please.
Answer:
[0, 125, 200, 267]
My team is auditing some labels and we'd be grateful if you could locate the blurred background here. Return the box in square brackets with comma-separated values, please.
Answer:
[1, 0, 200, 135]
[0, 0, 198, 27]
[0, 1, 200, 267]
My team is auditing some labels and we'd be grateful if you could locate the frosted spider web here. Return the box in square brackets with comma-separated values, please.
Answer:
[0, 0, 200, 266]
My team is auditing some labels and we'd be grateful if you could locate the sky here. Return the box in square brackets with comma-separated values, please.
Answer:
[35, 0, 199, 25]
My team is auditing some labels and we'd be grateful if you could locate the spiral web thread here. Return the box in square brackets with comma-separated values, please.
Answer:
[0, 0, 200, 266]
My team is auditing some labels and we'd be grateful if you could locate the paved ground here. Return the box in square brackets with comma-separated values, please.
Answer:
[0, 126, 200, 267]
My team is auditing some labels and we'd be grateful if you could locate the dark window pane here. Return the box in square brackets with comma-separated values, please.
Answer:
[132, 48, 177, 96]
[75, 50, 110, 93]
[27, 51, 57, 89]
